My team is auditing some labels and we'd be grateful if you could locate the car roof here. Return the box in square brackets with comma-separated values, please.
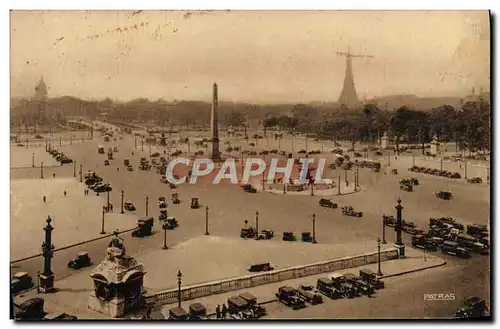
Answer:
[228, 296, 248, 307]
[13, 272, 28, 278]
[169, 307, 187, 316]
[77, 252, 88, 256]
[239, 292, 257, 301]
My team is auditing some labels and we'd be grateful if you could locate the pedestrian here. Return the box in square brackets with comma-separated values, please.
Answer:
[63, 190, 67, 196]
[221, 304, 227, 319]
[117, 167, 119, 172]
[43, 196, 46, 203]
[215, 305, 221, 319]
[110, 204, 114, 212]
[53, 172, 56, 178]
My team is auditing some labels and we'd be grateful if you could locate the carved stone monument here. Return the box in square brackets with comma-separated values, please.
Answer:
[380, 131, 393, 149]
[429, 134, 440, 156]
[88, 231, 146, 318]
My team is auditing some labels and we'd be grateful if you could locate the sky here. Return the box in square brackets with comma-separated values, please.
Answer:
[10, 10, 491, 103]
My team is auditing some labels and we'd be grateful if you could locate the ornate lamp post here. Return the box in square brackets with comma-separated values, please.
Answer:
[73, 161, 76, 177]
[162, 222, 168, 249]
[40, 216, 55, 292]
[177, 270, 182, 308]
[145, 196, 149, 217]
[79, 164, 83, 182]
[107, 189, 110, 209]
[394, 198, 406, 258]
[101, 208, 106, 234]
[40, 161, 44, 179]
[205, 206, 210, 235]
[283, 182, 286, 195]
[337, 174, 341, 195]
[135, 136, 137, 149]
[382, 216, 387, 244]
[312, 213, 317, 244]
[121, 190, 124, 214]
[377, 237, 383, 276]
[32, 152, 35, 168]
[255, 211, 259, 240]
[141, 136, 144, 151]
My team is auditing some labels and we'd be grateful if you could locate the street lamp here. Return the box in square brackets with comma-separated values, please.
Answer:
[177, 270, 182, 308]
[377, 237, 383, 276]
[107, 189, 110, 209]
[337, 174, 341, 195]
[145, 196, 149, 217]
[162, 223, 168, 249]
[101, 208, 106, 234]
[32, 152, 35, 168]
[73, 161, 76, 177]
[121, 190, 124, 214]
[79, 164, 83, 182]
[40, 161, 44, 179]
[255, 211, 259, 240]
[205, 206, 209, 235]
[312, 213, 317, 244]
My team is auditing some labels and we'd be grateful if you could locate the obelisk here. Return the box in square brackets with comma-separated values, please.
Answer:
[210, 83, 221, 161]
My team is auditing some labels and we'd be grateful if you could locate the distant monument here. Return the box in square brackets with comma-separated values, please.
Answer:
[336, 48, 372, 109]
[429, 134, 440, 156]
[89, 231, 145, 318]
[210, 83, 221, 161]
[380, 131, 393, 149]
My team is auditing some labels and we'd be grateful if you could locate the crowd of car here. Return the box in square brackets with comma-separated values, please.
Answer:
[409, 165, 461, 179]
[48, 148, 73, 164]
[319, 198, 363, 217]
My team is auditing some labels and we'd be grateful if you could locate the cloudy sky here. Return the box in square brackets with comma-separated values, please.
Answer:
[10, 10, 490, 103]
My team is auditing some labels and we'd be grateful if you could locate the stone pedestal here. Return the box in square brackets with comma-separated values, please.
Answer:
[394, 243, 406, 258]
[430, 136, 440, 156]
[39, 273, 55, 293]
[89, 291, 125, 318]
[381, 131, 393, 149]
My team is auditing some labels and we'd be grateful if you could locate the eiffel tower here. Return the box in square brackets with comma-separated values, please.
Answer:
[337, 47, 373, 109]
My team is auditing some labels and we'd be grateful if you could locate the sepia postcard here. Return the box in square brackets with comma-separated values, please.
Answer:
[9, 10, 491, 320]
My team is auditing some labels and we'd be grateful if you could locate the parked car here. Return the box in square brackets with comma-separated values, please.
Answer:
[319, 198, 338, 209]
[342, 206, 363, 217]
[238, 292, 267, 317]
[168, 307, 188, 320]
[275, 286, 306, 310]
[11, 272, 33, 294]
[316, 277, 341, 299]
[190, 198, 200, 209]
[258, 229, 274, 240]
[131, 217, 154, 237]
[14, 297, 46, 320]
[454, 296, 489, 318]
[227, 296, 254, 318]
[436, 190, 452, 200]
[440, 240, 470, 258]
[282, 232, 297, 241]
[298, 284, 324, 305]
[67, 252, 92, 269]
[248, 263, 274, 272]
[188, 303, 208, 320]
[124, 201, 136, 211]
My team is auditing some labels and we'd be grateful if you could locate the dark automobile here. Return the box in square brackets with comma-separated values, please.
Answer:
[301, 232, 313, 242]
[467, 177, 483, 184]
[411, 235, 438, 251]
[243, 184, 257, 193]
[258, 229, 274, 240]
[168, 307, 188, 320]
[124, 201, 136, 211]
[93, 183, 112, 193]
[164, 217, 179, 230]
[227, 296, 253, 318]
[454, 297, 489, 318]
[240, 227, 257, 239]
[283, 232, 297, 241]
[455, 234, 489, 255]
[188, 303, 207, 320]
[60, 157, 73, 164]
[104, 160, 110, 166]
[151, 152, 160, 158]
[359, 268, 385, 289]
[440, 240, 470, 258]
[132, 217, 154, 237]
[276, 286, 306, 310]
[67, 252, 92, 269]
[383, 215, 396, 227]
[436, 190, 452, 200]
[297, 284, 324, 305]
[342, 206, 363, 217]
[190, 198, 200, 209]
[466, 224, 489, 239]
[316, 277, 341, 299]
[11, 272, 33, 294]
[400, 184, 413, 192]
[319, 198, 338, 209]
[248, 263, 274, 272]
[171, 193, 180, 204]
[15, 297, 46, 320]
[239, 292, 267, 317]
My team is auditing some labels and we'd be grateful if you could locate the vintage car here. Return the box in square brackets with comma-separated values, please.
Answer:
[440, 240, 470, 258]
[104, 160, 110, 166]
[164, 217, 179, 230]
[329, 273, 357, 299]
[258, 229, 274, 240]
[319, 198, 338, 209]
[248, 263, 274, 272]
[127, 165, 134, 171]
[391, 169, 398, 175]
[190, 198, 200, 209]
[239, 292, 267, 317]
[158, 197, 167, 209]
[243, 184, 257, 193]
[188, 303, 208, 320]
[297, 284, 324, 305]
[14, 297, 46, 320]
[124, 201, 136, 211]
[113, 146, 119, 152]
[282, 232, 297, 242]
[411, 235, 438, 251]
[454, 296, 489, 318]
[93, 183, 112, 193]
[467, 224, 489, 239]
[276, 286, 306, 310]
[467, 177, 483, 184]
[436, 190, 452, 200]
[342, 206, 363, 217]
[344, 273, 373, 295]
[400, 184, 413, 192]
[241, 227, 257, 239]
[43, 312, 78, 320]
[383, 215, 396, 227]
[151, 152, 160, 158]
[124, 159, 130, 166]
[67, 252, 92, 269]
[227, 296, 254, 318]
[301, 232, 313, 243]
[359, 268, 385, 290]
[11, 272, 33, 294]
[316, 277, 341, 299]
[168, 307, 188, 320]
[454, 234, 489, 255]
[171, 193, 180, 204]
[131, 217, 154, 237]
